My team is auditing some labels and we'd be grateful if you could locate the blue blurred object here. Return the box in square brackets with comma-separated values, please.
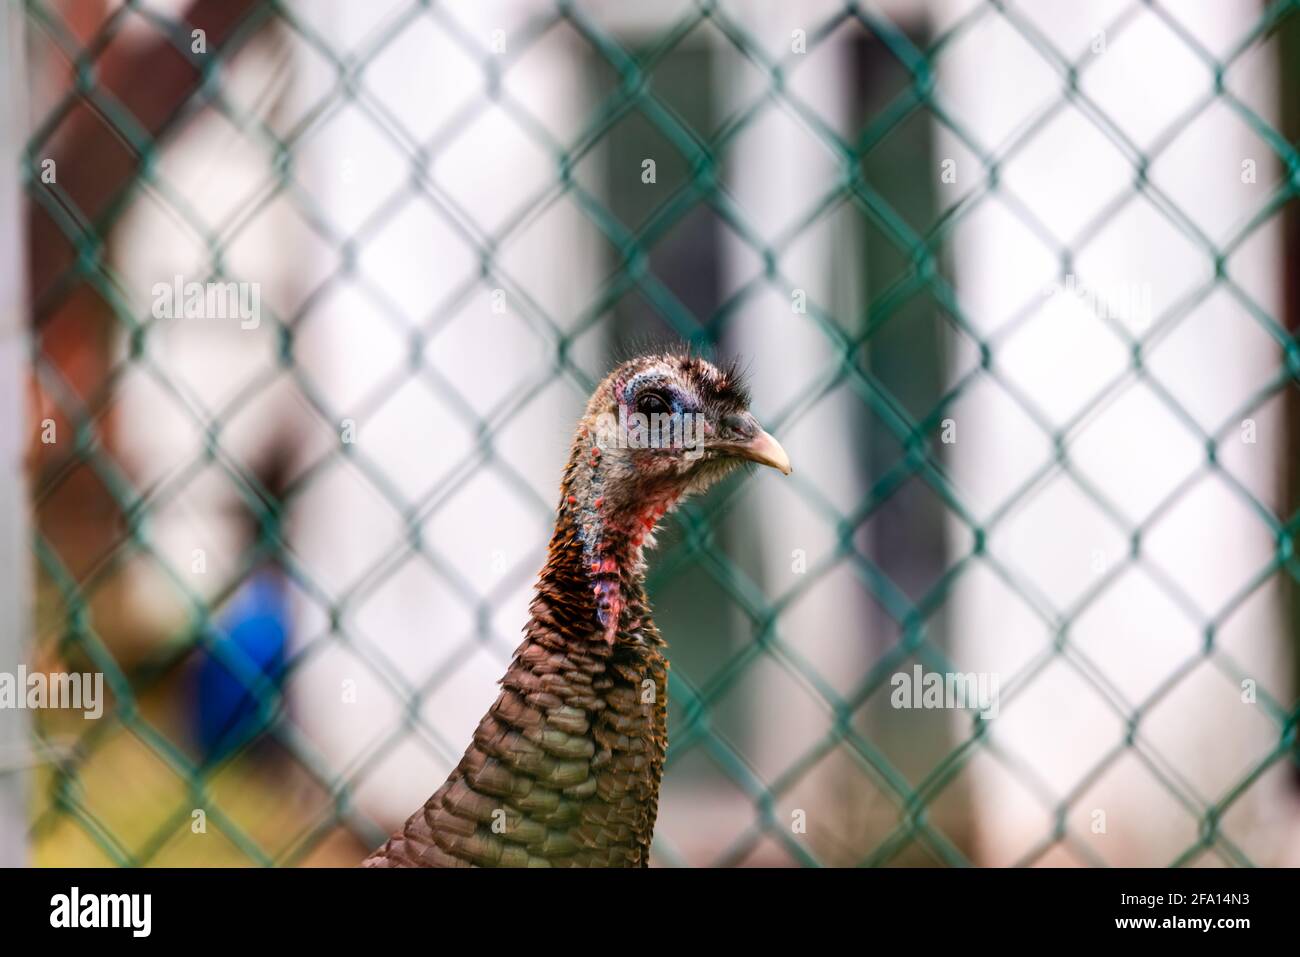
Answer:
[195, 568, 289, 762]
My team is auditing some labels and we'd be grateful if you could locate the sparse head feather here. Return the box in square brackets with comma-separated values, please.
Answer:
[584, 352, 751, 420]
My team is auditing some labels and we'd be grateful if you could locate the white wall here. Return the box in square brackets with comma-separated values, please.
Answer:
[936, 0, 1293, 865]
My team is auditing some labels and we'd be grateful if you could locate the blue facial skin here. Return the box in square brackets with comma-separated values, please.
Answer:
[621, 373, 689, 453]
[620, 371, 696, 419]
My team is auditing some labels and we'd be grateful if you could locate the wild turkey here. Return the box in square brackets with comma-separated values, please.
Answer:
[364, 353, 791, 867]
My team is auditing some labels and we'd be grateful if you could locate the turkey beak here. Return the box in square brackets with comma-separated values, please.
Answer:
[718, 419, 792, 475]
[741, 430, 792, 475]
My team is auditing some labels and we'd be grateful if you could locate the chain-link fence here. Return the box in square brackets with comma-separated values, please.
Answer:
[12, 0, 1300, 867]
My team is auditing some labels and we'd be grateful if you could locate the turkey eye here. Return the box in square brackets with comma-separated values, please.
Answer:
[637, 391, 669, 416]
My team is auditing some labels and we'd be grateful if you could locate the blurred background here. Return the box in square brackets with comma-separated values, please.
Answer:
[2, 0, 1300, 867]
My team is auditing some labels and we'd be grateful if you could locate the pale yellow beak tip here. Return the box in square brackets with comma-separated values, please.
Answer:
[744, 430, 792, 476]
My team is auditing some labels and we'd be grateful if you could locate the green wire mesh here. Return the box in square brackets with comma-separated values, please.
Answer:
[17, 0, 1300, 867]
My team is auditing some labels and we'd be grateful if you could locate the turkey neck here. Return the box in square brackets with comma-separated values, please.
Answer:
[550, 424, 684, 646]
[528, 496, 664, 667]
[363, 432, 672, 867]
[362, 503, 669, 867]
[476, 501, 668, 866]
